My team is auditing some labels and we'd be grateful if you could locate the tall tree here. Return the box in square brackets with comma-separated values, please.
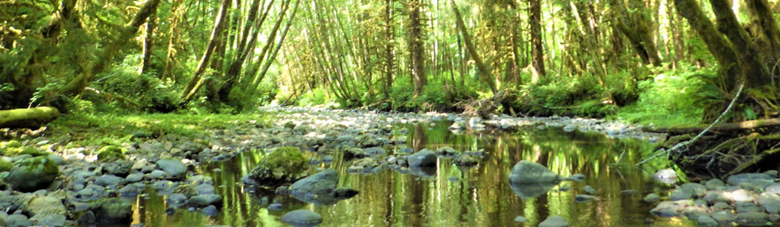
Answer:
[410, 0, 427, 98]
[180, 0, 232, 103]
[529, 0, 546, 80]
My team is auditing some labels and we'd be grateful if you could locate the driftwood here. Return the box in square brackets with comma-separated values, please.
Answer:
[642, 118, 780, 135]
[0, 107, 60, 129]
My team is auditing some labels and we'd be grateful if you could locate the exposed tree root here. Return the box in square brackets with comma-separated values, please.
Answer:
[457, 89, 513, 118]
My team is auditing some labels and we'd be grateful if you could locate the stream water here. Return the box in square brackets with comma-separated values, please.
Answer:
[127, 122, 694, 227]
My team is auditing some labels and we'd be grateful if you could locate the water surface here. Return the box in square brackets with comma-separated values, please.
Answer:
[130, 122, 693, 227]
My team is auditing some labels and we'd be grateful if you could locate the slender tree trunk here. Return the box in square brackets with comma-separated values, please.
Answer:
[384, 0, 395, 99]
[450, 0, 497, 94]
[162, 0, 183, 82]
[252, 0, 301, 91]
[410, 0, 426, 98]
[140, 8, 158, 75]
[180, 0, 231, 104]
[529, 0, 546, 81]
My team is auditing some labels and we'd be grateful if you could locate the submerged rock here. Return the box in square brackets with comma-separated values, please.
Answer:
[5, 156, 59, 192]
[539, 215, 569, 227]
[156, 158, 187, 179]
[281, 209, 323, 227]
[508, 161, 561, 184]
[90, 198, 132, 224]
[510, 182, 558, 199]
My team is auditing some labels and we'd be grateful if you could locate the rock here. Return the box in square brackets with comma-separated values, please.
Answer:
[268, 203, 282, 210]
[759, 192, 780, 213]
[735, 211, 768, 226]
[697, 215, 718, 227]
[643, 193, 660, 202]
[247, 147, 309, 187]
[0, 159, 12, 172]
[453, 154, 478, 166]
[76, 211, 96, 224]
[653, 168, 677, 184]
[290, 168, 338, 195]
[705, 179, 725, 190]
[5, 214, 32, 227]
[407, 149, 437, 167]
[187, 194, 223, 207]
[96, 146, 125, 162]
[156, 158, 187, 179]
[23, 195, 66, 217]
[514, 216, 528, 222]
[363, 147, 385, 156]
[281, 209, 323, 227]
[711, 210, 735, 222]
[508, 160, 561, 184]
[669, 189, 692, 201]
[728, 173, 774, 188]
[102, 160, 132, 176]
[94, 174, 123, 186]
[539, 215, 569, 227]
[5, 156, 59, 192]
[679, 183, 707, 198]
[46, 154, 65, 165]
[583, 185, 597, 194]
[575, 194, 598, 202]
[449, 122, 466, 130]
[510, 182, 557, 199]
[30, 214, 66, 226]
[124, 172, 144, 183]
[90, 198, 132, 224]
[118, 184, 143, 196]
[166, 194, 189, 205]
[200, 205, 219, 216]
[435, 146, 459, 156]
[194, 184, 215, 195]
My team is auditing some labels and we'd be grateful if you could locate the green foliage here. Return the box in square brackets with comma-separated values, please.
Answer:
[297, 88, 331, 106]
[617, 65, 714, 127]
[0, 159, 12, 172]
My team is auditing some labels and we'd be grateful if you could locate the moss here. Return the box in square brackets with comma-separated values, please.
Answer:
[284, 121, 296, 129]
[18, 146, 48, 156]
[0, 159, 12, 172]
[3, 140, 22, 148]
[173, 184, 197, 197]
[249, 147, 309, 185]
[97, 145, 126, 161]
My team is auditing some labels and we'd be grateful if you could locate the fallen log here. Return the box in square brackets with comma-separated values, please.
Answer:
[0, 107, 60, 129]
[642, 118, 780, 135]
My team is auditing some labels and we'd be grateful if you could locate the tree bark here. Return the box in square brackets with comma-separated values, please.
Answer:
[180, 0, 231, 104]
[141, 8, 158, 75]
[529, 0, 546, 80]
[410, 0, 426, 98]
[450, 0, 497, 94]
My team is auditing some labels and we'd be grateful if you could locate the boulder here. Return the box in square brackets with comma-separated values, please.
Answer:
[289, 168, 338, 195]
[246, 147, 309, 187]
[728, 173, 774, 188]
[23, 195, 66, 217]
[539, 215, 569, 227]
[5, 156, 59, 192]
[508, 160, 561, 184]
[454, 154, 478, 166]
[156, 158, 187, 179]
[4, 214, 32, 227]
[282, 209, 323, 227]
[90, 198, 132, 224]
[187, 194, 223, 207]
[407, 149, 437, 167]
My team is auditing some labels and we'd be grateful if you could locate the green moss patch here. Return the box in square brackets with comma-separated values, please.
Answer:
[0, 159, 12, 172]
[97, 145, 126, 161]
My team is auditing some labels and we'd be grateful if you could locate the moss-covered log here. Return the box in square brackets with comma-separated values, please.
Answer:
[0, 107, 60, 129]
[643, 118, 780, 135]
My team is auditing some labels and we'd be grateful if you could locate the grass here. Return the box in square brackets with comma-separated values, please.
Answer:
[45, 112, 272, 147]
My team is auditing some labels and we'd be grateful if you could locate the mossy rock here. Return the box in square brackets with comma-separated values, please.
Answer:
[173, 184, 197, 197]
[97, 146, 126, 162]
[3, 140, 22, 148]
[5, 156, 60, 192]
[248, 147, 309, 187]
[0, 159, 12, 172]
[89, 198, 132, 224]
[284, 121, 296, 129]
[18, 146, 49, 156]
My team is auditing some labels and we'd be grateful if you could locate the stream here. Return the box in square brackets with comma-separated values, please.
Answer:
[126, 121, 692, 227]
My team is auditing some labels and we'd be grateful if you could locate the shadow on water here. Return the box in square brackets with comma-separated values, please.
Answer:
[129, 122, 695, 227]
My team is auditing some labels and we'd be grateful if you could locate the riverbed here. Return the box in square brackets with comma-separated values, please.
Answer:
[127, 120, 691, 227]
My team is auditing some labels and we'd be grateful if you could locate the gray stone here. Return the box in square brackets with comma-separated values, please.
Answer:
[124, 172, 144, 183]
[23, 195, 66, 217]
[575, 194, 597, 202]
[156, 158, 187, 179]
[30, 214, 66, 226]
[583, 185, 597, 194]
[539, 215, 569, 227]
[453, 154, 479, 166]
[166, 193, 189, 205]
[407, 149, 437, 167]
[289, 168, 338, 195]
[669, 189, 692, 201]
[187, 194, 223, 207]
[758, 192, 780, 213]
[194, 184, 215, 195]
[705, 179, 725, 190]
[91, 198, 132, 224]
[5, 214, 32, 227]
[94, 174, 123, 186]
[711, 210, 735, 222]
[727, 173, 774, 188]
[568, 173, 586, 181]
[679, 183, 707, 198]
[76, 211, 96, 224]
[697, 215, 718, 227]
[514, 216, 528, 222]
[5, 156, 59, 192]
[643, 193, 660, 202]
[508, 160, 561, 184]
[281, 209, 323, 226]
[735, 211, 768, 226]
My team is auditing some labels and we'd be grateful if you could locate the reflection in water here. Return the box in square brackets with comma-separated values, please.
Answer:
[129, 122, 694, 227]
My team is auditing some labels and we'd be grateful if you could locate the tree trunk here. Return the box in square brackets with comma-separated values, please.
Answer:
[384, 0, 395, 99]
[612, 0, 663, 66]
[529, 0, 546, 80]
[450, 0, 497, 94]
[410, 0, 426, 98]
[140, 8, 158, 75]
[0, 107, 60, 129]
[180, 0, 231, 104]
